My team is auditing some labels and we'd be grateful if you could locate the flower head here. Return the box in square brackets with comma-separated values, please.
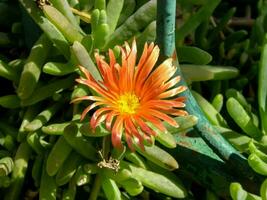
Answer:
[72, 40, 187, 150]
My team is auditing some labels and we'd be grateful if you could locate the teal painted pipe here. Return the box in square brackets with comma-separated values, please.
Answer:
[155, 0, 261, 181]
[156, 0, 175, 58]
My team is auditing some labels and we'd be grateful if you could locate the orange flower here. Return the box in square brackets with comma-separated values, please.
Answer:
[72, 40, 187, 150]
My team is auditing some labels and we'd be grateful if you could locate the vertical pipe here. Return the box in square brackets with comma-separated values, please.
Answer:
[155, 0, 262, 182]
[156, 0, 176, 58]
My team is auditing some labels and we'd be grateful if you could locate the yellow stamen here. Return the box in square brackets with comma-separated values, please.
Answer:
[117, 93, 140, 114]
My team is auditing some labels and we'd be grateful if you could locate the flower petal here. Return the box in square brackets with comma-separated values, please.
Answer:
[168, 109, 188, 116]
[77, 72, 118, 102]
[111, 116, 124, 149]
[109, 49, 116, 68]
[90, 107, 111, 129]
[142, 99, 184, 109]
[78, 65, 91, 80]
[134, 116, 156, 136]
[105, 111, 119, 131]
[135, 45, 159, 93]
[81, 102, 106, 121]
[146, 109, 179, 128]
[140, 58, 176, 100]
[71, 96, 105, 104]
[126, 40, 137, 90]
[140, 113, 166, 132]
[163, 76, 181, 90]
[125, 117, 144, 150]
[125, 132, 134, 151]
[157, 86, 187, 99]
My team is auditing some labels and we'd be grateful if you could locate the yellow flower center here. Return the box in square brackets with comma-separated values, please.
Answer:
[117, 93, 140, 114]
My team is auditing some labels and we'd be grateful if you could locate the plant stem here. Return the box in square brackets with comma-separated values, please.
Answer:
[102, 135, 111, 159]
[88, 174, 101, 200]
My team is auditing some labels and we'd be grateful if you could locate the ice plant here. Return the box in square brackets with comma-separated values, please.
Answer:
[72, 40, 187, 150]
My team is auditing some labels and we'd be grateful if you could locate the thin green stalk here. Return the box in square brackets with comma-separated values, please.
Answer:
[88, 175, 101, 200]
[102, 135, 111, 158]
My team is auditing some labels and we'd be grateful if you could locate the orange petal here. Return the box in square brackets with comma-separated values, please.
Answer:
[171, 110, 188, 116]
[134, 116, 156, 136]
[142, 99, 179, 109]
[140, 59, 176, 100]
[143, 103, 173, 111]
[146, 109, 179, 128]
[96, 59, 119, 92]
[105, 111, 118, 131]
[76, 77, 111, 100]
[148, 58, 174, 83]
[139, 86, 164, 102]
[114, 63, 121, 73]
[125, 117, 144, 150]
[80, 102, 105, 121]
[147, 42, 155, 52]
[136, 43, 148, 70]
[71, 96, 105, 104]
[126, 40, 137, 90]
[163, 76, 181, 90]
[109, 49, 116, 68]
[174, 96, 187, 102]
[82, 57, 118, 98]
[140, 113, 166, 132]
[90, 107, 111, 129]
[125, 132, 134, 151]
[166, 100, 186, 108]
[94, 53, 105, 76]
[75, 78, 89, 86]
[108, 50, 120, 89]
[111, 116, 124, 149]
[118, 66, 127, 93]
[135, 45, 159, 93]
[142, 133, 153, 145]
[143, 76, 181, 98]
[83, 77, 117, 102]
[78, 65, 91, 80]
[157, 86, 187, 99]
[120, 46, 127, 68]
[124, 41, 131, 55]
